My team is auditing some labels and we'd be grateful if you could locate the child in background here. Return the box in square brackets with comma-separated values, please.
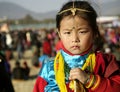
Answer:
[12, 61, 24, 80]
[33, 1, 120, 92]
[22, 61, 30, 80]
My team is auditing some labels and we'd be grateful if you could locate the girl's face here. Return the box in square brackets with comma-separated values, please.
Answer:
[58, 16, 93, 55]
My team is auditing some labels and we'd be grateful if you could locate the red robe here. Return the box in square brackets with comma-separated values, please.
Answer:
[33, 52, 120, 92]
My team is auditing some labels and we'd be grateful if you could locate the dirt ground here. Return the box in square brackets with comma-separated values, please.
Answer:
[9, 50, 40, 92]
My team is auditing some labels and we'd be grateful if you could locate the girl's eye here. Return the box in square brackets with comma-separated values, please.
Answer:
[64, 31, 71, 34]
[78, 29, 89, 34]
[79, 31, 88, 33]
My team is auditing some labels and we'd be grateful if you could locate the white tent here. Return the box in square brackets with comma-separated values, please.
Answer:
[97, 16, 119, 23]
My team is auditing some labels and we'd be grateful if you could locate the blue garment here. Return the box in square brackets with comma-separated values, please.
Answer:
[39, 58, 59, 92]
[39, 54, 49, 63]
[39, 50, 89, 92]
[61, 50, 88, 69]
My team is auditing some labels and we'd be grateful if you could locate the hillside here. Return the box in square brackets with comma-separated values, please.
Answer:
[0, 2, 57, 20]
[0, 1, 120, 20]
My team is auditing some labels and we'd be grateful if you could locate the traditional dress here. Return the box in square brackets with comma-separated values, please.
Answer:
[33, 48, 120, 92]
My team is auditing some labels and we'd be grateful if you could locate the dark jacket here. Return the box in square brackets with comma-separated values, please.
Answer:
[0, 53, 14, 92]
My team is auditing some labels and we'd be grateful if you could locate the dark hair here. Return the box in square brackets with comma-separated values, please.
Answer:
[56, 1, 102, 50]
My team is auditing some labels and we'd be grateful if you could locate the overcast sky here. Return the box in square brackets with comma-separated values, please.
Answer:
[0, 0, 118, 13]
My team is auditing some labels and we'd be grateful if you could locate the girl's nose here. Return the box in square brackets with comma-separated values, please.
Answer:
[72, 32, 80, 43]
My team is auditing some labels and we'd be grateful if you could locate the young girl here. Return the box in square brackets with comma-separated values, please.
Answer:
[33, 1, 120, 92]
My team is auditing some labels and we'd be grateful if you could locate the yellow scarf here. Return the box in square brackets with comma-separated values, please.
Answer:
[54, 51, 96, 92]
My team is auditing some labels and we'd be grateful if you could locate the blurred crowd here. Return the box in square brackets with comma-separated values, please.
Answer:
[0, 23, 60, 79]
[99, 25, 120, 61]
[0, 21, 120, 91]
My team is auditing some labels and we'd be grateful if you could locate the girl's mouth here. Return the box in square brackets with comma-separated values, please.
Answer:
[72, 46, 80, 49]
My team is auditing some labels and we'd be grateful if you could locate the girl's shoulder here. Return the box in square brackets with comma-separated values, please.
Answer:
[94, 51, 118, 68]
[95, 51, 116, 63]
[94, 51, 120, 77]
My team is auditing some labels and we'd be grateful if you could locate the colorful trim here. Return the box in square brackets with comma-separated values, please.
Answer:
[82, 52, 96, 73]
[54, 51, 67, 92]
[91, 75, 101, 90]
[85, 75, 95, 88]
